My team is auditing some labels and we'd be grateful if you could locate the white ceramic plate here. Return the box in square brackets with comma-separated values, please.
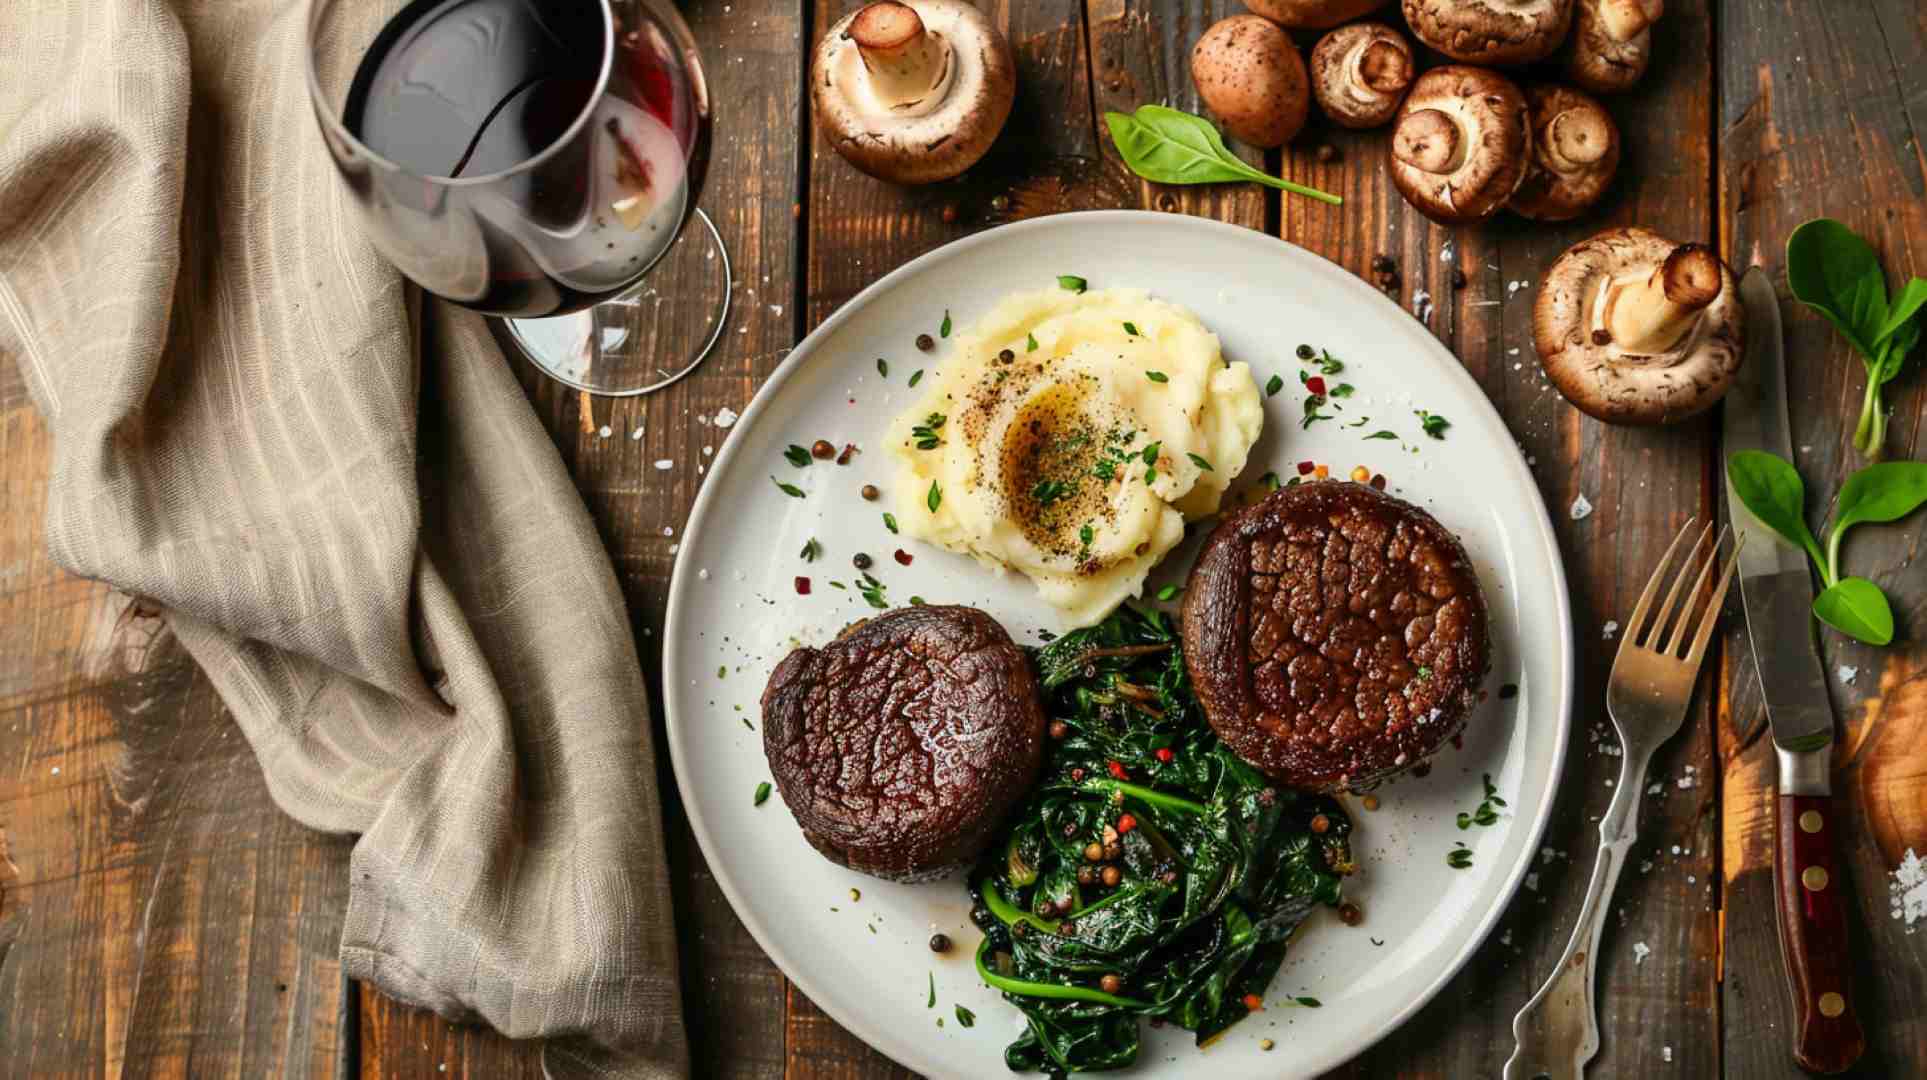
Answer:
[664, 211, 1573, 1079]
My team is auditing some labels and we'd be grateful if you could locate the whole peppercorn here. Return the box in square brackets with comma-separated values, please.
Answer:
[997, 348, 1015, 364]
[1049, 720, 1070, 740]
[1296, 343, 1315, 360]
[1084, 842, 1105, 863]
[861, 484, 880, 501]
[1100, 865, 1122, 888]
[970, 905, 992, 928]
[929, 932, 952, 953]
[1451, 267, 1468, 290]
[1099, 974, 1124, 995]
[811, 439, 836, 459]
[916, 333, 935, 352]
[1338, 902, 1363, 927]
[852, 553, 873, 570]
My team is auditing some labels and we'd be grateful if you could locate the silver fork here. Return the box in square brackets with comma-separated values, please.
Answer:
[1504, 519, 1744, 1080]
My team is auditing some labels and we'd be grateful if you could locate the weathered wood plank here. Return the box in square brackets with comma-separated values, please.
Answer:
[1294, 4, 1723, 1076]
[0, 401, 353, 1080]
[1718, 0, 1927, 1075]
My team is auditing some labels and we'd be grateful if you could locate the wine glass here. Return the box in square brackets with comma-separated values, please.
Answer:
[305, 0, 728, 396]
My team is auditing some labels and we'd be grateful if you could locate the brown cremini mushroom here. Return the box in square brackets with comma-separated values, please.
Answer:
[1402, 0, 1575, 66]
[1191, 16, 1311, 148]
[811, 1, 1016, 184]
[1388, 66, 1532, 224]
[1509, 84, 1619, 220]
[1243, 0, 1391, 29]
[1564, 0, 1663, 94]
[1310, 22, 1415, 130]
[1534, 227, 1744, 425]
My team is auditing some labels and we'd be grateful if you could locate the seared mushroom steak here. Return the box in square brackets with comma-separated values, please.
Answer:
[1181, 482, 1489, 790]
[761, 605, 1046, 882]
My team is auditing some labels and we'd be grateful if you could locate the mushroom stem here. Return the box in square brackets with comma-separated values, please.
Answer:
[1605, 243, 1723, 354]
[1544, 107, 1612, 169]
[1599, 0, 1662, 41]
[1356, 38, 1411, 95]
[848, 2, 952, 114]
[1391, 109, 1465, 175]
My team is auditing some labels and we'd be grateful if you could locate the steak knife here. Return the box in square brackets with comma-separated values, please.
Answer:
[1721, 266, 1865, 1074]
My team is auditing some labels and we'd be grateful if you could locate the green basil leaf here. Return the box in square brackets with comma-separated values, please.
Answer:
[1726, 451, 1826, 570]
[1813, 577, 1894, 646]
[1102, 106, 1341, 205]
[1787, 218, 1889, 362]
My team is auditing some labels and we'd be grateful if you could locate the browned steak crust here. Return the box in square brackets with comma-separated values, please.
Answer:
[1181, 482, 1489, 790]
[761, 605, 1047, 881]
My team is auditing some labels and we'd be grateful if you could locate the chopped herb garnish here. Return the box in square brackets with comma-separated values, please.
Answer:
[954, 1005, 976, 1028]
[1365, 430, 1399, 441]
[1417, 665, 1433, 679]
[1032, 479, 1073, 505]
[908, 368, 924, 387]
[1093, 458, 1117, 482]
[1298, 369, 1312, 386]
[1460, 773, 1506, 829]
[1140, 442, 1162, 465]
[877, 358, 889, 377]
[858, 572, 888, 610]
[909, 595, 926, 605]
[1265, 373, 1284, 397]
[1057, 275, 1088, 293]
[882, 512, 899, 534]
[1145, 370, 1169, 383]
[799, 538, 823, 562]
[1123, 321, 1140, 336]
[1330, 383, 1355, 398]
[1187, 452, 1214, 472]
[1026, 331, 1039, 353]
[1447, 844, 1473, 869]
[1156, 584, 1181, 602]
[1416, 410, 1450, 439]
[1313, 349, 1344, 375]
[928, 972, 936, 1008]
[1484, 774, 1508, 808]
[927, 480, 943, 512]
[940, 310, 952, 338]
[1079, 523, 1095, 545]
[753, 782, 772, 806]
[1347, 416, 1370, 428]
[771, 476, 806, 498]
[828, 580, 847, 590]
[718, 665, 728, 679]
[1260, 471, 1281, 491]
[783, 445, 812, 468]
[911, 412, 947, 450]
[1145, 467, 1158, 485]
[1290, 997, 1323, 1008]
[1301, 395, 1332, 429]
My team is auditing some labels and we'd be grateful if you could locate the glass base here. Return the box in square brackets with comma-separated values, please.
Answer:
[497, 207, 731, 396]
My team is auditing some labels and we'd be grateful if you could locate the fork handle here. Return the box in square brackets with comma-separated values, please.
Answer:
[1774, 792, 1865, 1074]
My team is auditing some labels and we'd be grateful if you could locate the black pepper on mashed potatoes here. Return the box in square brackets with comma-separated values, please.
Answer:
[885, 286, 1264, 626]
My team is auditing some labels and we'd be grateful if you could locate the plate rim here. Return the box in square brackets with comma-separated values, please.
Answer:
[663, 209, 1575, 1077]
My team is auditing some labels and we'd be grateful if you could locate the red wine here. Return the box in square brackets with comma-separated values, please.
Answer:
[343, 0, 709, 315]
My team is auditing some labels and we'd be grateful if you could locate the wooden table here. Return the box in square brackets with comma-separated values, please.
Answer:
[4, 1, 1924, 1076]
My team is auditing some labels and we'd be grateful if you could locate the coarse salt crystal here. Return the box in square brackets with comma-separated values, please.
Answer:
[1602, 620, 1619, 640]
[598, 425, 612, 438]
[1412, 289, 1434, 322]
[1632, 942, 1651, 965]
[1648, 782, 1663, 794]
[714, 407, 740, 428]
[630, 426, 645, 441]
[1570, 493, 1593, 520]
[1524, 872, 1539, 892]
[1891, 848, 1927, 925]
[1677, 774, 1695, 789]
[698, 568, 711, 580]
[1663, 1046, 1674, 1062]
[1838, 665, 1859, 685]
[654, 459, 674, 470]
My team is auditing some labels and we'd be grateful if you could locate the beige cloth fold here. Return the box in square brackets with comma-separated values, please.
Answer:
[0, 2, 688, 1075]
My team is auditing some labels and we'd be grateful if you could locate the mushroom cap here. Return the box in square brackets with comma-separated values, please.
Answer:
[1387, 66, 1532, 224]
[1563, 0, 1661, 94]
[1311, 21, 1415, 130]
[812, 0, 1016, 185]
[1509, 84, 1619, 220]
[1243, 0, 1391, 29]
[1191, 16, 1311, 148]
[1533, 227, 1744, 425]
[1402, 0, 1576, 66]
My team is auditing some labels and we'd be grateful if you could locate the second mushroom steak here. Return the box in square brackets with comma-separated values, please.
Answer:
[812, 1, 1016, 185]
[1534, 227, 1745, 425]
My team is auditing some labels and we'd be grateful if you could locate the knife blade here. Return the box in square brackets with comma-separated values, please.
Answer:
[1722, 266, 1834, 770]
[1722, 265, 1865, 1074]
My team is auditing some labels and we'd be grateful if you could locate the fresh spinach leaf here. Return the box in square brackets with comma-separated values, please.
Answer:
[1786, 218, 1927, 460]
[1827, 460, 1927, 579]
[1103, 106, 1341, 206]
[1813, 577, 1894, 646]
[1727, 451, 1826, 571]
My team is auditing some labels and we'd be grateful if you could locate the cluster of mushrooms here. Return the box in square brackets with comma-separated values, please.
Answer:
[1189, 0, 1741, 425]
[808, 0, 1743, 426]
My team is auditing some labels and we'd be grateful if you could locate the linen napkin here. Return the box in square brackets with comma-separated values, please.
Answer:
[0, 2, 688, 1076]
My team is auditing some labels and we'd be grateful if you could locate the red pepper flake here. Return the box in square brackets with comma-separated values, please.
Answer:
[1306, 376, 1327, 396]
[794, 576, 811, 595]
[1116, 813, 1137, 835]
[1296, 460, 1316, 476]
[1106, 760, 1129, 781]
[1242, 993, 1263, 1012]
[1154, 747, 1175, 763]
[893, 549, 913, 565]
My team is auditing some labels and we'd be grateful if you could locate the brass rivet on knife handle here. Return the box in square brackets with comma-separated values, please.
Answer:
[1819, 992, 1845, 1018]
[1802, 865, 1829, 891]
[1799, 810, 1823, 833]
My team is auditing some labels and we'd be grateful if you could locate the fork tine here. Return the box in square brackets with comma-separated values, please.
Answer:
[1685, 533, 1747, 666]
[1664, 525, 1730, 655]
[1623, 518, 1696, 648]
[1644, 520, 1714, 648]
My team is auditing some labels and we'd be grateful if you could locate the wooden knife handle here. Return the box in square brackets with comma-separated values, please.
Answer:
[1774, 793, 1866, 1074]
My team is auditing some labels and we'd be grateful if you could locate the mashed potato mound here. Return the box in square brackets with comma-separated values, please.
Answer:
[885, 286, 1264, 627]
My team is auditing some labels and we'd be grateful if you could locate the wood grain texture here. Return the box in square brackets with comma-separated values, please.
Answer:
[1718, 0, 1927, 1076]
[0, 398, 352, 1080]
[1287, 3, 1723, 1077]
